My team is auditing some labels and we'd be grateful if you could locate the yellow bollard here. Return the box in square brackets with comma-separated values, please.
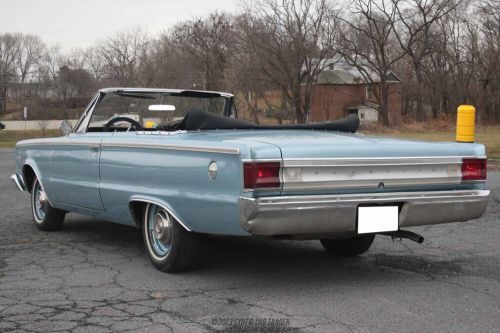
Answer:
[456, 105, 476, 143]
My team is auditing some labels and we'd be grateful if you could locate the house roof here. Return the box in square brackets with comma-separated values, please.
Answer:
[314, 60, 401, 85]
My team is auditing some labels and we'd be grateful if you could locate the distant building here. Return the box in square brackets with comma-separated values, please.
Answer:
[237, 60, 402, 125]
[310, 60, 402, 124]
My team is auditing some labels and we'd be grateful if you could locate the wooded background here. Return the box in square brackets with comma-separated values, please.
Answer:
[0, 0, 498, 126]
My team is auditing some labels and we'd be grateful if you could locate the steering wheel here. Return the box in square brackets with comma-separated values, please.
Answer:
[103, 117, 143, 132]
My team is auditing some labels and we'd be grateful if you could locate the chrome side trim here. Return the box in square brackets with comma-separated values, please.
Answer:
[16, 140, 239, 155]
[16, 141, 100, 148]
[135, 130, 187, 136]
[102, 142, 240, 155]
[241, 159, 282, 163]
[239, 190, 490, 236]
[128, 197, 192, 232]
[10, 174, 26, 192]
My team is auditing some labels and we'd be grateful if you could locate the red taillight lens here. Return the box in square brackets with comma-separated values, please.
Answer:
[243, 162, 281, 189]
[461, 158, 487, 181]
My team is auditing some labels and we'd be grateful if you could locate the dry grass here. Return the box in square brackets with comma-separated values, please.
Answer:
[0, 130, 60, 148]
[363, 124, 500, 159]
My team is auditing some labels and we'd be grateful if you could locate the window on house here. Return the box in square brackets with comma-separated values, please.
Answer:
[366, 85, 376, 101]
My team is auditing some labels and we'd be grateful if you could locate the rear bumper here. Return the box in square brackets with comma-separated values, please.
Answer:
[239, 190, 490, 236]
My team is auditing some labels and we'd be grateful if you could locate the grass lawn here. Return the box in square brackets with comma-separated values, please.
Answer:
[0, 130, 60, 148]
[363, 126, 500, 160]
[1, 126, 499, 160]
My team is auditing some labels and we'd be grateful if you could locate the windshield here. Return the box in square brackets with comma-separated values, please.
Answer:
[85, 91, 229, 132]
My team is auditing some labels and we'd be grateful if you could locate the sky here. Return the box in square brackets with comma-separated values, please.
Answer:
[0, 0, 240, 51]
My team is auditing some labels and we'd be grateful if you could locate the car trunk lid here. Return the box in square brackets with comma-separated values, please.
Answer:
[233, 130, 484, 195]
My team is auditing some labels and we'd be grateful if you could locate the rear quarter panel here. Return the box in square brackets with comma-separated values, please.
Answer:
[98, 134, 281, 235]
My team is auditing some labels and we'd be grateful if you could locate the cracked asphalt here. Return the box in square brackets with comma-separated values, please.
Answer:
[0, 147, 499, 333]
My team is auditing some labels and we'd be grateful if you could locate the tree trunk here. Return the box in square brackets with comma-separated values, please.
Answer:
[379, 80, 390, 126]
[295, 104, 305, 123]
[431, 98, 439, 119]
[441, 94, 449, 116]
[292, 89, 305, 124]
[0, 87, 7, 115]
[415, 65, 425, 121]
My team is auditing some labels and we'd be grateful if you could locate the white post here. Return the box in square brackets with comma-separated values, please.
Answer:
[23, 107, 28, 132]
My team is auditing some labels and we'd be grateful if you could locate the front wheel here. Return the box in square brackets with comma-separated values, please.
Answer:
[31, 178, 65, 231]
[142, 203, 199, 272]
[320, 234, 375, 257]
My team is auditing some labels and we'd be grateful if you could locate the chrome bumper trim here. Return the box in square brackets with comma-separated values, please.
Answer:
[239, 190, 490, 236]
[10, 174, 26, 192]
[281, 156, 465, 191]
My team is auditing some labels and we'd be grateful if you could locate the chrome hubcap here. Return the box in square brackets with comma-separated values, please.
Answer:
[152, 211, 172, 244]
[147, 206, 173, 257]
[34, 182, 47, 221]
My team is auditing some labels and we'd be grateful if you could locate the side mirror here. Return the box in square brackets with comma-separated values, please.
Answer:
[60, 120, 73, 136]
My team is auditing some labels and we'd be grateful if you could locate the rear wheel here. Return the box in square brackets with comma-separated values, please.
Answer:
[31, 178, 65, 231]
[142, 203, 199, 272]
[320, 234, 375, 257]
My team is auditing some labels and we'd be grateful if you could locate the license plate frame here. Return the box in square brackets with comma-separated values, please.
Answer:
[357, 206, 399, 234]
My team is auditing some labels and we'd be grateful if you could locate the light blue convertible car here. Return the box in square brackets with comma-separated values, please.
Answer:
[11, 88, 490, 272]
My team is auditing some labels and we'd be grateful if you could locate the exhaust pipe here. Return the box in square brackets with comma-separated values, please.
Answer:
[380, 230, 424, 244]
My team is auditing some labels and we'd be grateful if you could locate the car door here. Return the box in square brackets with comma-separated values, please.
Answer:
[48, 133, 105, 211]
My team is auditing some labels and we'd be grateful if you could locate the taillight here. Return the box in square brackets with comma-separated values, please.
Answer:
[461, 158, 486, 181]
[243, 162, 281, 189]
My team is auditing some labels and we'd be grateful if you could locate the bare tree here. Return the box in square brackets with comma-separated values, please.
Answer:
[37, 118, 48, 136]
[433, 4, 475, 116]
[240, 0, 338, 123]
[97, 27, 150, 86]
[391, 0, 461, 121]
[473, 0, 500, 122]
[64, 50, 95, 99]
[228, 16, 268, 123]
[146, 34, 201, 89]
[15, 34, 45, 85]
[337, 0, 406, 126]
[172, 12, 234, 91]
[40, 46, 73, 119]
[0, 33, 21, 115]
[83, 47, 106, 82]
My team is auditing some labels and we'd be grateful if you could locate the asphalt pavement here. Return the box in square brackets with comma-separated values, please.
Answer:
[0, 148, 499, 333]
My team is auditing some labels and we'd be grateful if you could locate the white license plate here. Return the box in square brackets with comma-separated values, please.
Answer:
[357, 206, 399, 234]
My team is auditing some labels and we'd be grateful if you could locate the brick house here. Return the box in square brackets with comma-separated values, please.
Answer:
[310, 61, 402, 124]
[237, 61, 402, 125]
